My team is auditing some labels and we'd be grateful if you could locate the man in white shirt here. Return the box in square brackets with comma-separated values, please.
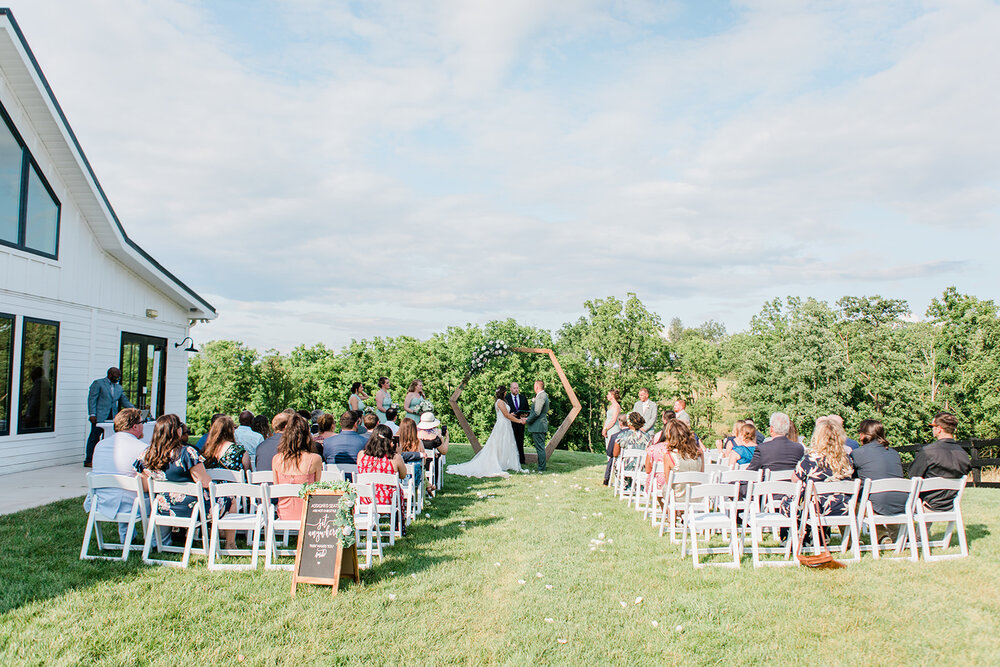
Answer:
[384, 407, 400, 436]
[234, 410, 264, 457]
[673, 398, 691, 425]
[84, 408, 149, 542]
[632, 388, 657, 434]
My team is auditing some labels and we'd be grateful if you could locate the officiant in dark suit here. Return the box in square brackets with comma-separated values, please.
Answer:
[505, 381, 528, 464]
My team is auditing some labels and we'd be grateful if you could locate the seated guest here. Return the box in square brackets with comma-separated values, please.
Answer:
[651, 410, 677, 445]
[724, 421, 758, 467]
[398, 417, 434, 494]
[193, 413, 225, 451]
[780, 417, 854, 517]
[362, 413, 379, 435]
[613, 412, 651, 488]
[357, 424, 407, 531]
[202, 415, 250, 473]
[715, 420, 743, 452]
[84, 408, 155, 542]
[255, 412, 292, 472]
[603, 413, 630, 485]
[352, 409, 367, 435]
[673, 398, 691, 425]
[322, 411, 368, 467]
[787, 419, 803, 445]
[851, 419, 906, 540]
[747, 412, 805, 474]
[251, 414, 271, 440]
[234, 410, 264, 459]
[909, 412, 972, 511]
[271, 414, 323, 520]
[179, 422, 191, 446]
[136, 414, 227, 534]
[646, 419, 704, 504]
[315, 413, 338, 449]
[384, 407, 400, 436]
[416, 413, 448, 454]
[416, 413, 448, 489]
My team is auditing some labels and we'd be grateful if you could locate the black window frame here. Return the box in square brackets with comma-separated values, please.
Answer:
[17, 315, 59, 434]
[0, 312, 13, 436]
[0, 101, 61, 260]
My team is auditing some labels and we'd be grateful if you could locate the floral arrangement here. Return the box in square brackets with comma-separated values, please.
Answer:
[469, 340, 511, 375]
[414, 398, 434, 415]
[298, 481, 357, 548]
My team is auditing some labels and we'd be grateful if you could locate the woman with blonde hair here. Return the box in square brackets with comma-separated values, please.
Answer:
[723, 421, 757, 467]
[781, 416, 854, 516]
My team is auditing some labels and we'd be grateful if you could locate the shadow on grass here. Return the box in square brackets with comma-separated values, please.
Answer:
[0, 497, 149, 615]
[965, 523, 990, 544]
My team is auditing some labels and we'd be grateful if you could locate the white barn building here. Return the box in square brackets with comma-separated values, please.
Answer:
[0, 10, 216, 476]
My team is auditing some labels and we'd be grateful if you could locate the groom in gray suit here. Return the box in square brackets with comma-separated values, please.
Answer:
[525, 380, 550, 472]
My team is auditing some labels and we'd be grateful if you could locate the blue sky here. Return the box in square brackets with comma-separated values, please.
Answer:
[6, 0, 1000, 350]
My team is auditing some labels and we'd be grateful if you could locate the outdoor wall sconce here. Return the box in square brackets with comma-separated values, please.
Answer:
[175, 336, 199, 353]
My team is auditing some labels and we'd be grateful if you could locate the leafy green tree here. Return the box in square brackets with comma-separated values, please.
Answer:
[186, 340, 259, 433]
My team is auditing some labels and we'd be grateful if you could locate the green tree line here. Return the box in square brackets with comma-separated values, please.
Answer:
[187, 288, 1000, 451]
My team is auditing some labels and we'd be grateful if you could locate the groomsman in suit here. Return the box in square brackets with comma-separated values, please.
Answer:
[525, 380, 550, 472]
[505, 382, 528, 464]
[633, 387, 657, 435]
[85, 367, 135, 467]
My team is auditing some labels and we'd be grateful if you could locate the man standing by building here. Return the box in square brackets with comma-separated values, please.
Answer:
[84, 367, 134, 468]
[505, 381, 528, 464]
[633, 388, 657, 435]
[673, 398, 691, 425]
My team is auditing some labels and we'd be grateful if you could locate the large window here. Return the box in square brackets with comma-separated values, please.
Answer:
[0, 105, 60, 258]
[18, 317, 58, 433]
[0, 313, 12, 436]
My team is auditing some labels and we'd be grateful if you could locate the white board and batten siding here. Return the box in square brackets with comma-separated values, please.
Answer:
[0, 11, 216, 476]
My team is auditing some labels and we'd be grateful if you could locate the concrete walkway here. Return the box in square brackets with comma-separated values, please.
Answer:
[0, 464, 88, 516]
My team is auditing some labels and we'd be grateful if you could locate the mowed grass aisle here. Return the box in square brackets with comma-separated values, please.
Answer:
[2, 447, 1000, 665]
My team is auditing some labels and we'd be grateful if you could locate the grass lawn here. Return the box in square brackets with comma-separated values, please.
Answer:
[1, 446, 998, 665]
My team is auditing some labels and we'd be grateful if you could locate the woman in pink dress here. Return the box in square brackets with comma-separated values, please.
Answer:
[271, 415, 323, 521]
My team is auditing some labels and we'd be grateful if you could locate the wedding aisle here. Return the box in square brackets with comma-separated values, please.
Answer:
[2, 446, 999, 664]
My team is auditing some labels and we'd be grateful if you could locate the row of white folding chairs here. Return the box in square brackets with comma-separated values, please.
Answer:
[650, 473, 969, 569]
[611, 448, 741, 508]
[81, 472, 394, 570]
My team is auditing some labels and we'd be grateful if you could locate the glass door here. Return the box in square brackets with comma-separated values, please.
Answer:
[120, 332, 167, 418]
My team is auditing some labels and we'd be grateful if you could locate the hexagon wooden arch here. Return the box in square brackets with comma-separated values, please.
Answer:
[449, 347, 582, 462]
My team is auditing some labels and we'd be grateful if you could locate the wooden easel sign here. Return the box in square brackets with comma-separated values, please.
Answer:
[291, 490, 360, 596]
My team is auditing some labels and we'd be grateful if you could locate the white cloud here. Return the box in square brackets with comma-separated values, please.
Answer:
[4, 0, 998, 351]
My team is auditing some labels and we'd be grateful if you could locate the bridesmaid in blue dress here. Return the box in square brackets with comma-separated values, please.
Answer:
[349, 382, 369, 413]
[374, 376, 392, 424]
[404, 379, 424, 423]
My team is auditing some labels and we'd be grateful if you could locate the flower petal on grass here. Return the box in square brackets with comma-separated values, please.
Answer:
[620, 601, 627, 608]
[544, 618, 554, 623]
[557, 638, 568, 644]
[518, 580, 526, 585]
[634, 597, 643, 605]
[545, 584, 553, 590]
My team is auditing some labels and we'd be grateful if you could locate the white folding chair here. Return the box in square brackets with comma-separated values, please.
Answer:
[799, 479, 862, 563]
[207, 482, 265, 571]
[332, 463, 358, 481]
[355, 472, 403, 546]
[913, 476, 969, 561]
[142, 479, 210, 568]
[765, 469, 795, 482]
[402, 463, 422, 521]
[857, 478, 920, 562]
[80, 474, 148, 561]
[705, 449, 725, 464]
[659, 471, 716, 541]
[250, 471, 275, 484]
[617, 448, 646, 507]
[681, 483, 742, 568]
[436, 452, 446, 491]
[263, 483, 303, 570]
[747, 480, 800, 568]
[206, 469, 245, 484]
[719, 469, 763, 544]
[353, 482, 385, 568]
[643, 460, 665, 523]
[321, 469, 345, 482]
[704, 462, 731, 477]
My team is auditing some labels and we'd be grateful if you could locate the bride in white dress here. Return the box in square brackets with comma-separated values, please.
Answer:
[449, 386, 526, 478]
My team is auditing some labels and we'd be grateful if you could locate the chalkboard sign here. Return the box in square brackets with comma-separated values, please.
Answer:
[291, 490, 360, 596]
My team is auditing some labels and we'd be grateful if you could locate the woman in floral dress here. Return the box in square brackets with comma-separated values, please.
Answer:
[781, 416, 854, 517]
[136, 414, 231, 544]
